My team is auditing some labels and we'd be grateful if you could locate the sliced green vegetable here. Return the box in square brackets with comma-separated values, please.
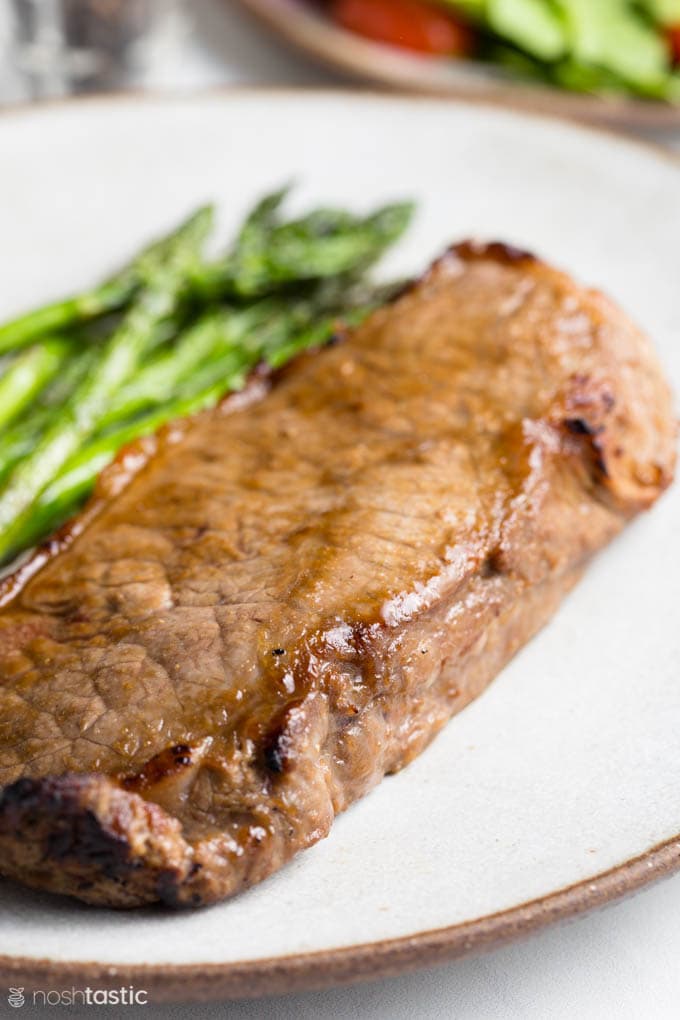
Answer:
[639, 0, 680, 24]
[441, 0, 680, 100]
[560, 0, 670, 91]
[488, 0, 567, 60]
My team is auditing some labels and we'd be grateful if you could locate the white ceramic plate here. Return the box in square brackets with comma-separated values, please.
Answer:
[0, 92, 679, 1002]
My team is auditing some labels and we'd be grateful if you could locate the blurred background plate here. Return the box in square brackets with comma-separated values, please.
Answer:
[235, 0, 680, 128]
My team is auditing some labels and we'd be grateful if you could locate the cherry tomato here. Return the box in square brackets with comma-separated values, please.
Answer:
[329, 0, 474, 56]
[668, 25, 680, 65]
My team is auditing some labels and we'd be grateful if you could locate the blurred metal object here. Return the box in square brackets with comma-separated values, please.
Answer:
[8, 0, 187, 98]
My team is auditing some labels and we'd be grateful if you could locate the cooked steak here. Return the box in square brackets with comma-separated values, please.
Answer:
[0, 243, 675, 908]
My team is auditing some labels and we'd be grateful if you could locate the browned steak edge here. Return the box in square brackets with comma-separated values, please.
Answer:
[0, 773, 194, 908]
[0, 560, 586, 908]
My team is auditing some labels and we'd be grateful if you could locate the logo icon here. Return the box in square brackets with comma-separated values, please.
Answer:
[7, 988, 25, 1008]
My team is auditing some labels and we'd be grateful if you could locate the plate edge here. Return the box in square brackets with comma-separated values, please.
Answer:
[1, 833, 679, 1002]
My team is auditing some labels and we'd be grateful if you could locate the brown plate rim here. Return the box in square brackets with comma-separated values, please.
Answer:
[234, 0, 680, 128]
[0, 87, 679, 1003]
[2, 835, 680, 1002]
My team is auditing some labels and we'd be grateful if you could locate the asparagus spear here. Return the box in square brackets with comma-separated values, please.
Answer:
[197, 200, 415, 299]
[0, 205, 213, 355]
[0, 303, 266, 478]
[0, 337, 72, 431]
[0, 347, 101, 484]
[233, 185, 291, 259]
[258, 203, 414, 281]
[0, 276, 137, 357]
[0, 206, 213, 561]
[189, 186, 290, 304]
[1, 375, 245, 562]
[0, 193, 410, 355]
[95, 301, 276, 432]
[0, 310, 187, 482]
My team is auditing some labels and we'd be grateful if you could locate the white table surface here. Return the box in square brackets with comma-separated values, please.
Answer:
[1, 3, 679, 1017]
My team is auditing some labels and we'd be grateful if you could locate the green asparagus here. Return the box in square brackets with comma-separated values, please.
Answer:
[0, 206, 214, 355]
[0, 191, 279, 356]
[0, 206, 213, 561]
[96, 302, 275, 431]
[0, 337, 71, 431]
[0, 277, 136, 357]
[0, 189, 414, 564]
[0, 376, 247, 561]
[0, 347, 101, 485]
[198, 200, 415, 299]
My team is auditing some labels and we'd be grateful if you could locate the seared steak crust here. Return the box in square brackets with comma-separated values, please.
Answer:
[0, 244, 675, 907]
